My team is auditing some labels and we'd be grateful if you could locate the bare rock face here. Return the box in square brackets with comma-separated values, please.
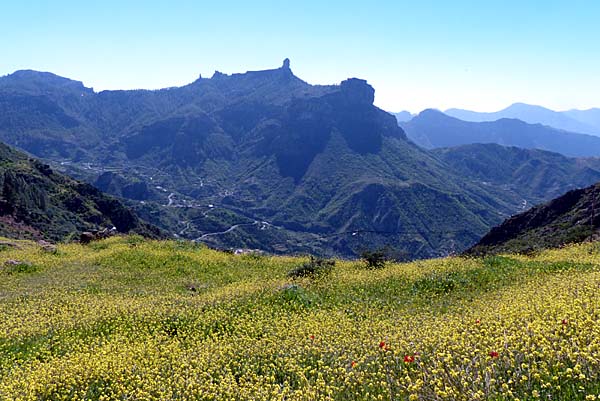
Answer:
[339, 78, 375, 105]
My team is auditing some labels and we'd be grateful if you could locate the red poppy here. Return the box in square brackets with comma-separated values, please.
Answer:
[379, 341, 386, 349]
[310, 335, 315, 340]
[404, 355, 415, 363]
[475, 319, 481, 324]
[489, 351, 499, 358]
[561, 319, 568, 325]
[351, 361, 357, 368]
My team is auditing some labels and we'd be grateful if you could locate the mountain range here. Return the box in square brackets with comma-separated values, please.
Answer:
[400, 109, 600, 157]
[1, 60, 599, 258]
[445, 103, 600, 137]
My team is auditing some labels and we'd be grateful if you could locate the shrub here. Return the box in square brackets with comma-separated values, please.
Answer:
[288, 257, 335, 279]
[277, 284, 316, 308]
[361, 249, 387, 269]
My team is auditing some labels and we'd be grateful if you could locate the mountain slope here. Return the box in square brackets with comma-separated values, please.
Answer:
[401, 109, 600, 157]
[466, 182, 600, 255]
[433, 143, 600, 205]
[0, 142, 160, 241]
[0, 61, 595, 258]
[445, 103, 600, 136]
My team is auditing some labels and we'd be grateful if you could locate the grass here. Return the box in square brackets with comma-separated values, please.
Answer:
[0, 236, 599, 400]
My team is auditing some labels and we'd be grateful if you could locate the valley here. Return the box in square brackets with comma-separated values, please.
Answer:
[2, 62, 599, 258]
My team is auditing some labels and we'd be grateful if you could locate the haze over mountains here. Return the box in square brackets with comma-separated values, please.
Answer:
[401, 109, 600, 157]
[1, 60, 599, 258]
[445, 103, 600, 137]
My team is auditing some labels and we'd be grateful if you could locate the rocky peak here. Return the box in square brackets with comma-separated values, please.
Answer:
[339, 78, 375, 105]
[417, 108, 447, 119]
[211, 71, 226, 79]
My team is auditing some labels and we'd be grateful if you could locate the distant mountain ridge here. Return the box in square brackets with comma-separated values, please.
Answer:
[401, 109, 600, 157]
[392, 111, 413, 122]
[445, 103, 600, 136]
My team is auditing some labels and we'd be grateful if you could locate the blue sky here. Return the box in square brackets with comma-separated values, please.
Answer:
[1, 0, 599, 112]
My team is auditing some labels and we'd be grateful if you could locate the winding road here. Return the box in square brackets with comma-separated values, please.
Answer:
[195, 221, 259, 240]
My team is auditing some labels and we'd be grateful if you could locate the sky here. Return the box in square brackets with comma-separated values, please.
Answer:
[1, 0, 599, 113]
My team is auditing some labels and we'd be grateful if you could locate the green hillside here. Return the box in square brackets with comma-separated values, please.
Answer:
[434, 143, 600, 206]
[0, 142, 160, 241]
[0, 236, 599, 400]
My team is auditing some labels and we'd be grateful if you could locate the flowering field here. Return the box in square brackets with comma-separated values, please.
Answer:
[1, 237, 599, 400]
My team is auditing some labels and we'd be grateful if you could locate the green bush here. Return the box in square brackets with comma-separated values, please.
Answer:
[288, 257, 335, 279]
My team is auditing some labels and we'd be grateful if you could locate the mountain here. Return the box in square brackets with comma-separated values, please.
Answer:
[434, 143, 600, 205]
[392, 111, 413, 122]
[0, 60, 597, 258]
[0, 141, 160, 241]
[563, 108, 600, 131]
[401, 109, 600, 157]
[466, 182, 600, 255]
[445, 103, 600, 136]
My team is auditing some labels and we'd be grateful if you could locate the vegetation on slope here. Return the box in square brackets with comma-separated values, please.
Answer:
[3, 63, 588, 258]
[1, 236, 600, 400]
[0, 142, 160, 241]
[434, 143, 600, 206]
[468, 182, 600, 255]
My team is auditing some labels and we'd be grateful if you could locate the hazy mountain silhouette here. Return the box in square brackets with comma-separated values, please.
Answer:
[445, 103, 600, 136]
[401, 109, 600, 157]
[392, 111, 413, 122]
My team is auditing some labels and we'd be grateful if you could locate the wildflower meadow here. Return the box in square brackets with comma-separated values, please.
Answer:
[1, 236, 599, 400]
